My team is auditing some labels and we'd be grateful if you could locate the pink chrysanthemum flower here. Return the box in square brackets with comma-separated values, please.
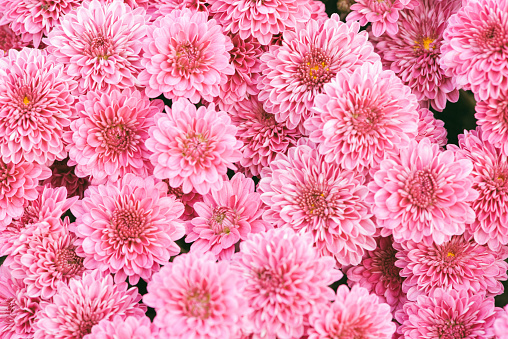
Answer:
[0, 23, 28, 52]
[229, 95, 301, 177]
[459, 128, 508, 250]
[146, 98, 242, 195]
[186, 173, 269, 260]
[475, 89, 508, 156]
[0, 48, 77, 165]
[372, 0, 459, 111]
[144, 251, 247, 339]
[346, 0, 418, 37]
[305, 61, 419, 174]
[155, 0, 208, 16]
[309, 0, 328, 23]
[84, 315, 157, 339]
[308, 285, 396, 339]
[0, 160, 51, 229]
[64, 88, 158, 183]
[346, 236, 407, 312]
[35, 270, 144, 339]
[494, 306, 508, 339]
[71, 173, 185, 285]
[258, 15, 379, 130]
[397, 289, 498, 339]
[441, 0, 508, 101]
[45, 0, 147, 92]
[43, 159, 90, 199]
[368, 138, 478, 245]
[259, 144, 376, 266]
[208, 0, 312, 45]
[416, 108, 448, 147]
[394, 234, 508, 301]
[139, 8, 234, 103]
[233, 228, 342, 338]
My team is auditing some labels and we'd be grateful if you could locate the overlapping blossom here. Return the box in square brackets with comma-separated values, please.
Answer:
[84, 315, 157, 339]
[415, 108, 447, 147]
[155, 0, 208, 16]
[43, 160, 90, 199]
[0, 23, 28, 52]
[475, 89, 508, 156]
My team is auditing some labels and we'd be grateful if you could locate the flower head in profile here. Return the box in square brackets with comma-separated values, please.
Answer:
[46, 0, 147, 92]
[475, 88, 508, 157]
[139, 8, 234, 103]
[416, 108, 447, 146]
[258, 15, 379, 130]
[146, 98, 242, 195]
[84, 315, 157, 339]
[144, 251, 247, 339]
[72, 174, 185, 285]
[368, 138, 478, 245]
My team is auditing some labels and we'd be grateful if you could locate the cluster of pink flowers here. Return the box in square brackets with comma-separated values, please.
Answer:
[1, 0, 508, 337]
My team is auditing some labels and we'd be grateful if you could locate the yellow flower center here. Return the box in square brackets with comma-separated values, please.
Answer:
[23, 96, 29, 105]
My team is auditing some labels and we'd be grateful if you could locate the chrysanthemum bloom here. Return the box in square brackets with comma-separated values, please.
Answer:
[146, 98, 242, 195]
[372, 0, 459, 111]
[186, 173, 269, 260]
[394, 234, 508, 301]
[229, 95, 301, 177]
[494, 306, 508, 339]
[305, 61, 418, 174]
[346, 0, 418, 37]
[0, 48, 77, 165]
[346, 236, 407, 312]
[397, 288, 497, 339]
[71, 173, 185, 284]
[45, 0, 147, 92]
[475, 89, 508, 156]
[0, 23, 28, 52]
[144, 251, 247, 339]
[415, 108, 447, 147]
[155, 0, 208, 17]
[84, 315, 157, 339]
[259, 144, 376, 266]
[35, 270, 144, 339]
[207, 0, 312, 45]
[0, 160, 51, 229]
[258, 15, 379, 130]
[440, 0, 508, 101]
[233, 228, 342, 338]
[64, 88, 158, 183]
[308, 285, 396, 339]
[458, 128, 508, 250]
[139, 8, 234, 103]
[0, 0, 81, 47]
[368, 138, 478, 245]
[43, 159, 90, 199]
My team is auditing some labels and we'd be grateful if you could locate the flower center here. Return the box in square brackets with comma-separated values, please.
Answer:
[73, 317, 99, 338]
[406, 170, 437, 208]
[180, 132, 212, 164]
[111, 196, 150, 242]
[209, 206, 238, 235]
[100, 122, 137, 157]
[256, 269, 286, 295]
[298, 47, 334, 91]
[350, 106, 381, 134]
[174, 42, 202, 74]
[413, 36, 438, 55]
[184, 288, 212, 319]
[372, 244, 402, 286]
[54, 246, 84, 276]
[295, 179, 338, 222]
[476, 21, 508, 52]
[85, 32, 113, 60]
[434, 320, 469, 339]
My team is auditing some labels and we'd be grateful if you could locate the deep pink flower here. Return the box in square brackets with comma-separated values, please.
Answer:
[440, 0, 508, 101]
[233, 228, 342, 338]
[305, 61, 419, 174]
[144, 251, 247, 339]
[71, 173, 185, 285]
[45, 0, 147, 92]
[368, 138, 478, 245]
[397, 289, 497, 339]
[186, 173, 269, 260]
[308, 285, 396, 339]
[475, 89, 508, 156]
[43, 159, 90, 199]
[0, 48, 77, 165]
[35, 270, 145, 339]
[146, 98, 242, 195]
[139, 8, 234, 103]
[346, 0, 419, 37]
[416, 108, 447, 147]
[346, 236, 407, 312]
[229, 94, 301, 177]
[459, 128, 508, 250]
[259, 144, 376, 266]
[64, 88, 158, 183]
[394, 234, 508, 301]
[0, 23, 28, 52]
[372, 0, 460, 111]
[258, 15, 379, 130]
[494, 306, 508, 339]
[208, 0, 312, 45]
[84, 315, 157, 339]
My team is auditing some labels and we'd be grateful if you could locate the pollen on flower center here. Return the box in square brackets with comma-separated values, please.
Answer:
[296, 182, 336, 220]
[406, 169, 437, 208]
[174, 42, 202, 74]
[350, 106, 382, 134]
[184, 288, 212, 319]
[298, 47, 333, 90]
[111, 197, 150, 242]
[181, 132, 211, 163]
[54, 247, 84, 276]
[210, 206, 238, 235]
[83, 32, 113, 60]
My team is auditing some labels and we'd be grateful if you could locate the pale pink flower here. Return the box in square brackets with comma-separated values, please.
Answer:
[494, 306, 508, 339]
[84, 315, 157, 339]
[139, 8, 234, 103]
[233, 228, 342, 338]
[475, 89, 508, 157]
[144, 251, 247, 339]
[258, 15, 379, 130]
[72, 173, 185, 285]
[0, 23, 28, 52]
[146, 98, 242, 195]
[440, 0, 508, 101]
[367, 138, 478, 245]
[305, 61, 419, 174]
[308, 285, 396, 339]
[35, 270, 145, 339]
[155, 0, 208, 16]
[45, 0, 147, 92]
[64, 88, 158, 183]
[43, 159, 90, 199]
[416, 108, 447, 147]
